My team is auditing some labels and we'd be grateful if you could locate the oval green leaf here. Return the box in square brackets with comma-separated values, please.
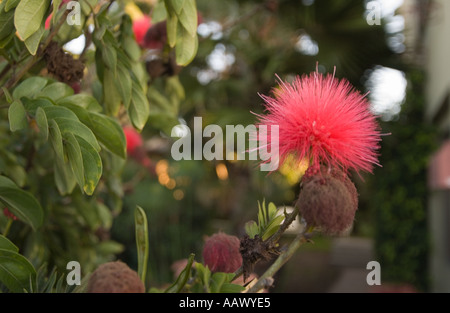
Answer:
[12, 77, 48, 100]
[77, 136, 102, 195]
[0, 248, 36, 292]
[35, 107, 48, 140]
[64, 132, 84, 191]
[54, 117, 101, 151]
[49, 119, 64, 160]
[0, 175, 44, 230]
[38, 82, 74, 101]
[8, 99, 28, 132]
[14, 0, 50, 40]
[0, 235, 18, 252]
[129, 82, 150, 131]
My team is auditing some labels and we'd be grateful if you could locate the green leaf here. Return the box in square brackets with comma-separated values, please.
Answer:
[177, 0, 197, 36]
[57, 94, 103, 112]
[101, 42, 117, 74]
[175, 23, 198, 66]
[0, 235, 18, 252]
[55, 117, 101, 151]
[210, 272, 227, 293]
[244, 220, 258, 239]
[54, 156, 76, 195]
[87, 113, 126, 158]
[103, 68, 121, 116]
[55, 102, 126, 158]
[165, 253, 195, 293]
[38, 82, 74, 101]
[0, 248, 36, 292]
[43, 105, 79, 121]
[5, 165, 27, 188]
[35, 107, 48, 140]
[128, 82, 150, 131]
[64, 132, 84, 192]
[220, 283, 246, 293]
[8, 99, 28, 132]
[0, 175, 44, 230]
[13, 77, 48, 100]
[115, 63, 132, 108]
[166, 0, 185, 15]
[0, 9, 15, 41]
[5, 0, 21, 12]
[49, 119, 64, 160]
[77, 136, 102, 195]
[0, 31, 15, 48]
[262, 214, 284, 241]
[14, 0, 50, 40]
[166, 11, 177, 48]
[24, 24, 44, 55]
[135, 206, 149, 284]
[123, 36, 141, 62]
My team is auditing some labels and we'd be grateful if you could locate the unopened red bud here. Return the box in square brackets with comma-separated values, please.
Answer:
[296, 167, 358, 235]
[203, 232, 243, 273]
[87, 261, 145, 293]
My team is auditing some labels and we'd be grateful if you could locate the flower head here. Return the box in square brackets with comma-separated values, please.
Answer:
[133, 15, 152, 47]
[256, 70, 382, 174]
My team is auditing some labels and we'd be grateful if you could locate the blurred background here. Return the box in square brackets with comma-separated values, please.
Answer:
[104, 0, 450, 292]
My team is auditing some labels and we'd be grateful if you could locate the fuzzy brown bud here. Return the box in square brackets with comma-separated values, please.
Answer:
[87, 261, 145, 293]
[202, 232, 243, 273]
[296, 167, 358, 235]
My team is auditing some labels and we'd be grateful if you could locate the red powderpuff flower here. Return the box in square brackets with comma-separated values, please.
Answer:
[256, 69, 382, 175]
[203, 232, 243, 273]
[123, 126, 143, 156]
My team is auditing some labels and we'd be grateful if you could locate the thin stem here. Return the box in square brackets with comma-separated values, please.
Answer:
[3, 218, 13, 237]
[246, 230, 310, 293]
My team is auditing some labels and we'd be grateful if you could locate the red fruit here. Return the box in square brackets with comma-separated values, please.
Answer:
[203, 232, 243, 273]
[133, 15, 152, 46]
[123, 126, 143, 156]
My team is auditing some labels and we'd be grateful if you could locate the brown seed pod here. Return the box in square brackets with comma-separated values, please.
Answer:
[296, 167, 358, 235]
[87, 261, 145, 293]
[43, 41, 84, 85]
